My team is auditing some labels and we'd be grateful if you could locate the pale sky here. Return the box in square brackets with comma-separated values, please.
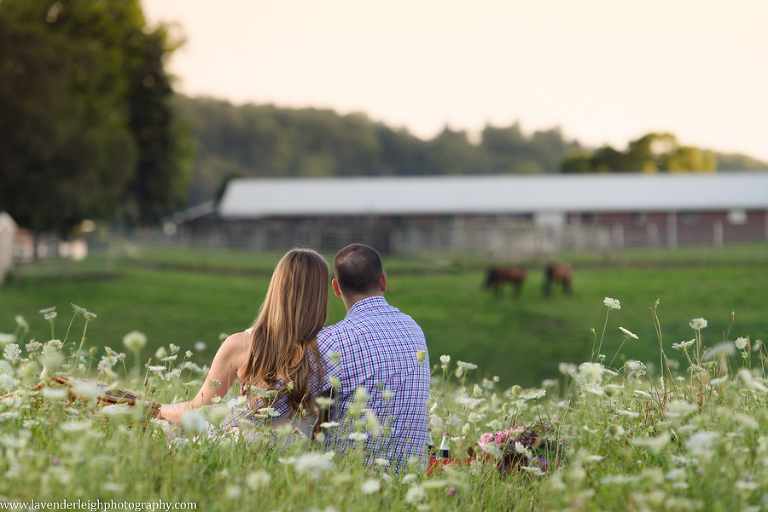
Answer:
[142, 0, 768, 161]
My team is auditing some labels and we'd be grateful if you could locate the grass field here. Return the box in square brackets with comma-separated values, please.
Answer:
[3, 242, 768, 510]
[2, 242, 767, 388]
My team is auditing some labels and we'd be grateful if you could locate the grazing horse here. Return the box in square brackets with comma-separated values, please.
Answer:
[543, 263, 572, 297]
[486, 266, 526, 299]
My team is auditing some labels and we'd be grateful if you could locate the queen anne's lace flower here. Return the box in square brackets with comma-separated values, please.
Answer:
[690, 318, 708, 330]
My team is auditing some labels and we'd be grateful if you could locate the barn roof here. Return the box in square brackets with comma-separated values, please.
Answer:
[218, 172, 768, 219]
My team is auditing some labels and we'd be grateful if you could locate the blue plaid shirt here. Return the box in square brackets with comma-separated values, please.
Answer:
[317, 296, 430, 468]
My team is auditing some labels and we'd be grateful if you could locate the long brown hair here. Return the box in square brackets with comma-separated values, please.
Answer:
[241, 248, 329, 414]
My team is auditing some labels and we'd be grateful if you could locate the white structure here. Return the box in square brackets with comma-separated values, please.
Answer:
[0, 212, 17, 284]
[182, 172, 768, 255]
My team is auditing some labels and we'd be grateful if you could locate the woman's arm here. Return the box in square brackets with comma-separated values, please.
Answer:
[158, 331, 249, 424]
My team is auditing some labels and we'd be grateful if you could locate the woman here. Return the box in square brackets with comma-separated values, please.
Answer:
[158, 248, 329, 438]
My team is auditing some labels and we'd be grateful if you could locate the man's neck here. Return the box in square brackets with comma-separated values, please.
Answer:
[342, 292, 383, 312]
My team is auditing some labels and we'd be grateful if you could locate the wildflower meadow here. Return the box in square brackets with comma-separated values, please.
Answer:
[1, 294, 767, 512]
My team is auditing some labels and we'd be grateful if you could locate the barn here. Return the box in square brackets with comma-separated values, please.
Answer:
[174, 172, 768, 256]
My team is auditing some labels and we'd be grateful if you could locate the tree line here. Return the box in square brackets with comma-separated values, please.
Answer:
[1, 0, 766, 239]
[176, 96, 768, 206]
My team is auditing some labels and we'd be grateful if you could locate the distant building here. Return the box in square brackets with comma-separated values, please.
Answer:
[174, 172, 768, 256]
[0, 212, 17, 284]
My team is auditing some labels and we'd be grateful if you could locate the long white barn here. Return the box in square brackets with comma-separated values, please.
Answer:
[186, 172, 768, 255]
[220, 172, 768, 218]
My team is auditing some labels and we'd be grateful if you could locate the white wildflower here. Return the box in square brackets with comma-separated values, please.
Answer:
[740, 368, 768, 393]
[521, 466, 545, 476]
[439, 354, 450, 368]
[735, 480, 759, 491]
[257, 407, 280, 418]
[672, 339, 696, 351]
[685, 431, 719, 459]
[458, 397, 485, 409]
[633, 432, 671, 454]
[619, 327, 638, 339]
[245, 470, 271, 491]
[734, 413, 759, 431]
[360, 478, 381, 494]
[292, 453, 335, 479]
[0, 374, 18, 392]
[155, 347, 167, 359]
[169, 344, 180, 354]
[15, 315, 29, 330]
[72, 380, 103, 398]
[577, 362, 604, 386]
[180, 411, 208, 435]
[44, 339, 63, 352]
[520, 389, 546, 401]
[457, 360, 478, 370]
[703, 342, 735, 360]
[689, 318, 707, 330]
[227, 396, 247, 408]
[354, 386, 369, 403]
[709, 375, 729, 386]
[0, 333, 16, 345]
[100, 404, 132, 418]
[666, 400, 698, 418]
[604, 297, 621, 309]
[97, 358, 113, 372]
[42, 387, 68, 400]
[486, 419, 503, 431]
[194, 341, 207, 351]
[3, 343, 21, 361]
[59, 420, 93, 433]
[25, 341, 43, 353]
[735, 337, 749, 350]
[404, 485, 425, 504]
[348, 432, 368, 443]
[122, 331, 147, 352]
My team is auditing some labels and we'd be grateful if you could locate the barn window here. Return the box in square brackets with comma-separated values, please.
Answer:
[632, 212, 648, 225]
[727, 209, 747, 225]
[681, 212, 698, 225]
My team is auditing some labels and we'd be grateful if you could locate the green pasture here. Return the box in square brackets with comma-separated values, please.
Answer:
[2, 243, 767, 388]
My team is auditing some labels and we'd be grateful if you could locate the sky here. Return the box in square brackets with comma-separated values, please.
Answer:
[142, 0, 768, 161]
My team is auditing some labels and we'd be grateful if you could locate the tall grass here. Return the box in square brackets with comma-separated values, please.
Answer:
[4, 244, 768, 389]
[1, 297, 768, 510]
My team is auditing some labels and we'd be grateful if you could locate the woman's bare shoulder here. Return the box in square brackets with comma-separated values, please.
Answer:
[216, 331, 250, 367]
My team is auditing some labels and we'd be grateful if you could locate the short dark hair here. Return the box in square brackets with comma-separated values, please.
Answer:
[334, 243, 383, 295]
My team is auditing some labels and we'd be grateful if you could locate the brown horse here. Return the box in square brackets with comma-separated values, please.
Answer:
[543, 263, 572, 297]
[486, 266, 526, 299]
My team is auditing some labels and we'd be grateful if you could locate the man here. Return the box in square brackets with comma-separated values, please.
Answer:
[317, 243, 430, 468]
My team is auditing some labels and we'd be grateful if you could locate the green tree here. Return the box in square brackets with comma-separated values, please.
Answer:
[0, 14, 135, 238]
[561, 132, 718, 173]
[0, 0, 189, 232]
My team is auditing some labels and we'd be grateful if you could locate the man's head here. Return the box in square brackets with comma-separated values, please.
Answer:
[332, 244, 386, 307]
